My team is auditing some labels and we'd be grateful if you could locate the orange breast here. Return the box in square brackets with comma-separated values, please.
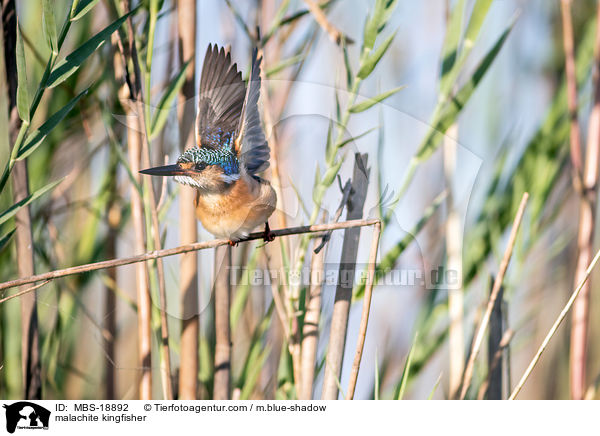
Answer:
[194, 177, 276, 239]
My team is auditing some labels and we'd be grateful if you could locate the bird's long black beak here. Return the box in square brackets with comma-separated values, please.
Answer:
[139, 164, 185, 177]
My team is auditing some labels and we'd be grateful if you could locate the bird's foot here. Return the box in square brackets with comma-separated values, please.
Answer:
[228, 239, 238, 247]
[263, 222, 275, 242]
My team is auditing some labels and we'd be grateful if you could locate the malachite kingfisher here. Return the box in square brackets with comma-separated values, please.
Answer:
[140, 44, 276, 244]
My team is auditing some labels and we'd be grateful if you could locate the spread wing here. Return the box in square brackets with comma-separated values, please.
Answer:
[233, 48, 270, 174]
[195, 44, 246, 149]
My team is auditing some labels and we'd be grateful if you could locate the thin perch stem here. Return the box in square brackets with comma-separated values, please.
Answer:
[0, 219, 381, 293]
[459, 192, 529, 399]
[0, 281, 49, 305]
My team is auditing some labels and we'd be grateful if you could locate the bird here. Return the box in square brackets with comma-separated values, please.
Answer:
[140, 44, 276, 245]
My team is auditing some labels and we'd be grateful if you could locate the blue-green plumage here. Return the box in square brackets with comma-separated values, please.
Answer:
[177, 143, 240, 176]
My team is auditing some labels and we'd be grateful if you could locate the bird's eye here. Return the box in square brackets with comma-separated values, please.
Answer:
[195, 162, 206, 171]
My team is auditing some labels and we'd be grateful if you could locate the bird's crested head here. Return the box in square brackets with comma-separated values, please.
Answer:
[173, 145, 240, 192]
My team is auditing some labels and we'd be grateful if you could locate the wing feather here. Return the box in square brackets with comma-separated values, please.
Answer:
[195, 44, 246, 149]
[234, 48, 270, 174]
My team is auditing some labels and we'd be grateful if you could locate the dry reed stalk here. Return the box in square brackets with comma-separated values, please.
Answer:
[510, 243, 600, 400]
[176, 0, 199, 400]
[258, 50, 287, 232]
[130, 0, 174, 400]
[1, 0, 41, 399]
[345, 221, 381, 400]
[303, 0, 349, 45]
[459, 192, 529, 399]
[138, 103, 173, 400]
[299, 239, 327, 400]
[560, 0, 583, 180]
[126, 118, 152, 400]
[444, 124, 463, 399]
[104, 195, 118, 399]
[256, 13, 320, 389]
[213, 245, 232, 400]
[299, 195, 349, 399]
[570, 2, 600, 400]
[103, 44, 126, 400]
[257, 44, 292, 360]
[257, 40, 298, 391]
[255, 38, 291, 391]
[322, 154, 370, 400]
[119, 0, 152, 399]
[444, 18, 461, 398]
[118, 0, 174, 400]
[12, 130, 41, 401]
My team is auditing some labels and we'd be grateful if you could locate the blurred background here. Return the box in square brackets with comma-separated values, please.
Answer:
[0, 0, 599, 400]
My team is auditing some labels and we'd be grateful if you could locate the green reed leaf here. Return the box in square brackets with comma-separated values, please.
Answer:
[17, 89, 88, 161]
[357, 30, 396, 79]
[47, 9, 135, 88]
[416, 16, 516, 163]
[355, 191, 446, 300]
[440, 0, 494, 98]
[343, 40, 353, 89]
[237, 303, 274, 399]
[349, 86, 405, 113]
[0, 178, 63, 226]
[463, 16, 595, 286]
[440, 0, 465, 81]
[15, 24, 30, 124]
[427, 375, 442, 400]
[363, 0, 398, 51]
[42, 0, 58, 55]
[70, 0, 101, 21]
[321, 157, 344, 187]
[265, 54, 304, 77]
[464, 0, 494, 49]
[337, 126, 378, 148]
[394, 332, 418, 400]
[0, 228, 16, 253]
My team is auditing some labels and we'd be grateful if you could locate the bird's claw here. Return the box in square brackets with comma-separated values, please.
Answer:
[263, 232, 275, 243]
[263, 222, 275, 243]
[228, 239, 238, 247]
